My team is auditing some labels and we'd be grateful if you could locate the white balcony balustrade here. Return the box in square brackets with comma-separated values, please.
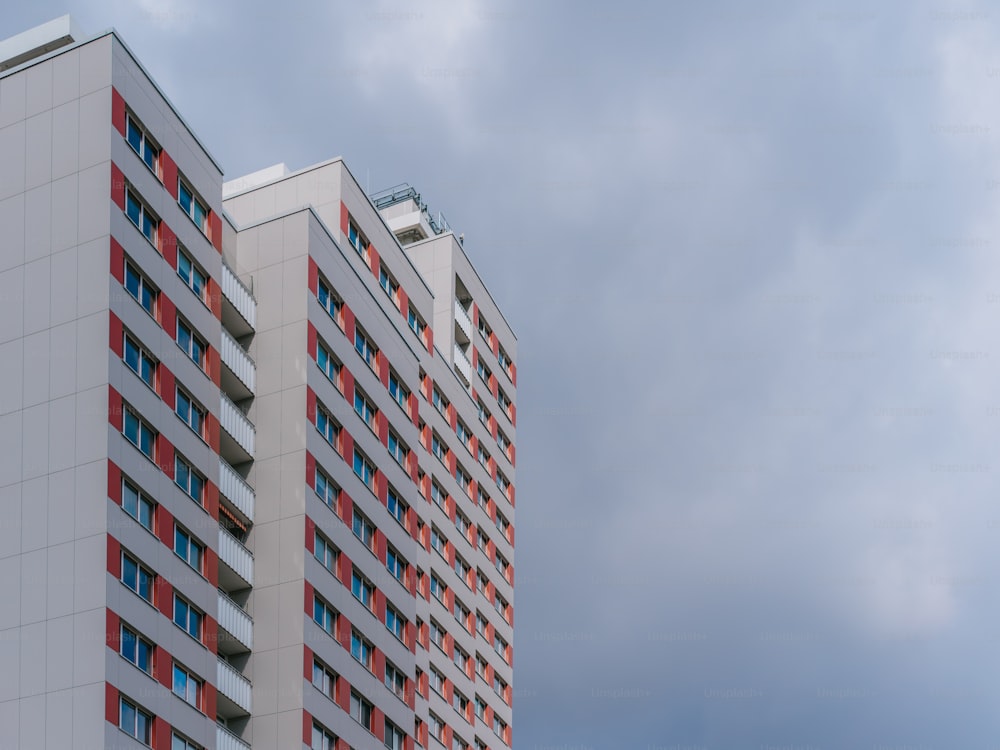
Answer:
[221, 328, 256, 394]
[220, 394, 255, 458]
[217, 590, 253, 651]
[217, 658, 252, 714]
[222, 262, 256, 330]
[219, 459, 255, 522]
[216, 725, 250, 750]
[218, 526, 253, 587]
[455, 300, 473, 339]
[454, 343, 472, 384]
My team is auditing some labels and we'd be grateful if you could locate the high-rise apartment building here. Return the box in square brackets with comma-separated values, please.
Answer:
[0, 17, 516, 750]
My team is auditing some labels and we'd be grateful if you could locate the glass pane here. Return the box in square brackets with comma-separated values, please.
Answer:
[143, 147, 156, 171]
[126, 194, 141, 227]
[179, 183, 192, 214]
[127, 121, 142, 154]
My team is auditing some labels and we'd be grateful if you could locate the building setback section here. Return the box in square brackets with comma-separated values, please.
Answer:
[0, 16, 516, 750]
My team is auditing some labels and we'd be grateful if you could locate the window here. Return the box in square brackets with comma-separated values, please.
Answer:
[312, 658, 337, 700]
[430, 526, 446, 557]
[175, 387, 206, 437]
[477, 486, 491, 513]
[351, 629, 373, 670]
[316, 403, 340, 447]
[353, 448, 376, 491]
[379, 264, 398, 300]
[317, 341, 341, 385]
[315, 531, 338, 573]
[317, 279, 342, 322]
[476, 739, 488, 750]
[477, 572, 490, 596]
[429, 667, 445, 695]
[454, 597, 471, 631]
[495, 593, 510, 622]
[385, 719, 406, 750]
[388, 371, 409, 412]
[123, 404, 156, 460]
[172, 733, 200, 750]
[475, 696, 487, 720]
[454, 556, 471, 587]
[478, 444, 491, 470]
[175, 454, 205, 504]
[313, 595, 337, 636]
[493, 673, 508, 701]
[432, 387, 449, 417]
[123, 333, 156, 388]
[352, 568, 374, 609]
[429, 713, 446, 744]
[177, 249, 208, 302]
[351, 690, 373, 730]
[172, 662, 202, 708]
[454, 644, 471, 673]
[122, 478, 155, 533]
[120, 623, 153, 674]
[173, 526, 203, 573]
[477, 528, 490, 554]
[178, 179, 208, 232]
[173, 594, 202, 640]
[455, 735, 470, 750]
[496, 471, 510, 498]
[478, 314, 492, 341]
[431, 480, 447, 510]
[430, 619, 446, 650]
[493, 715, 508, 741]
[431, 432, 447, 463]
[312, 721, 337, 750]
[497, 429, 511, 458]
[386, 603, 405, 640]
[493, 633, 508, 662]
[121, 551, 154, 603]
[177, 319, 206, 369]
[348, 220, 369, 260]
[456, 419, 473, 452]
[456, 464, 472, 496]
[476, 612, 489, 637]
[126, 188, 158, 244]
[477, 398, 491, 428]
[386, 545, 407, 583]
[495, 512, 510, 541]
[354, 388, 377, 430]
[387, 486, 408, 528]
[476, 357, 492, 384]
[124, 261, 157, 317]
[315, 467, 339, 510]
[430, 573, 446, 603]
[496, 553, 510, 581]
[355, 326, 378, 370]
[119, 695, 153, 745]
[498, 346, 513, 376]
[388, 430, 408, 466]
[453, 688, 469, 718]
[385, 661, 406, 701]
[126, 114, 160, 173]
[455, 510, 470, 539]
[407, 306, 426, 339]
[352, 509, 375, 551]
[497, 388, 512, 419]
[476, 655, 489, 681]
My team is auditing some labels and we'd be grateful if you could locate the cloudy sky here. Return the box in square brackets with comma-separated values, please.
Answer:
[10, 0, 1000, 746]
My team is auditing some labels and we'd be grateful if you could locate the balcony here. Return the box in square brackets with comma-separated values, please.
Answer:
[219, 459, 254, 523]
[221, 328, 255, 400]
[216, 725, 251, 750]
[217, 589, 253, 654]
[216, 658, 252, 716]
[220, 393, 254, 463]
[218, 526, 253, 589]
[221, 262, 256, 338]
[453, 343, 472, 386]
[455, 300, 473, 341]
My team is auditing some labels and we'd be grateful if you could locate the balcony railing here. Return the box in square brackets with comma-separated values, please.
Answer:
[221, 328, 256, 394]
[222, 262, 256, 330]
[216, 725, 251, 750]
[454, 344, 472, 384]
[217, 589, 253, 651]
[454, 300, 472, 339]
[220, 394, 255, 458]
[217, 658, 252, 714]
[218, 526, 254, 587]
[219, 459, 255, 522]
